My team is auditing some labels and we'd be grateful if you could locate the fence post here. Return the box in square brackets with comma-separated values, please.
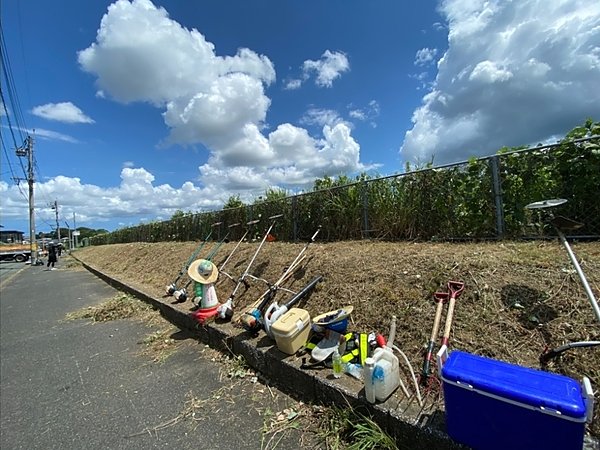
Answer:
[362, 180, 369, 239]
[292, 196, 298, 242]
[489, 156, 505, 238]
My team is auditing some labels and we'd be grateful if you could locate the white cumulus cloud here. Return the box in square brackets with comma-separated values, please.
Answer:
[414, 47, 438, 66]
[31, 102, 94, 124]
[77, 0, 365, 204]
[400, 0, 600, 165]
[0, 167, 224, 229]
[302, 50, 350, 88]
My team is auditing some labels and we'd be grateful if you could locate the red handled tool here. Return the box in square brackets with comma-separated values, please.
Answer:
[421, 291, 449, 384]
[440, 281, 465, 347]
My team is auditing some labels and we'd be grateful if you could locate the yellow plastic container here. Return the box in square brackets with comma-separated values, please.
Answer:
[271, 308, 311, 355]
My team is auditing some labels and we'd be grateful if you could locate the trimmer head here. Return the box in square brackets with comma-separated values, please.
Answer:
[165, 283, 177, 295]
[173, 287, 188, 303]
[217, 299, 234, 320]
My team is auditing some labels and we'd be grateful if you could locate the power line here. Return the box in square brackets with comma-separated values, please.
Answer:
[1, 26, 29, 184]
[0, 132, 28, 200]
[1, 25, 28, 136]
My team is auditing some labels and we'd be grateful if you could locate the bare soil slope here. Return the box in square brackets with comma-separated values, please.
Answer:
[74, 239, 600, 436]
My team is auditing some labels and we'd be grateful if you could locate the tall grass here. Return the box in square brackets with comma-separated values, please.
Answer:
[89, 127, 599, 245]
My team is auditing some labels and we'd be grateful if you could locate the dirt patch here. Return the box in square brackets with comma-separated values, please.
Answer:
[74, 239, 600, 437]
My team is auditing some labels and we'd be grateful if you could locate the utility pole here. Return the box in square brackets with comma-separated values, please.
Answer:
[64, 221, 72, 252]
[51, 200, 61, 242]
[73, 212, 79, 248]
[15, 136, 39, 265]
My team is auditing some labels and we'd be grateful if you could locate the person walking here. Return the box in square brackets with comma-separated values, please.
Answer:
[47, 244, 58, 270]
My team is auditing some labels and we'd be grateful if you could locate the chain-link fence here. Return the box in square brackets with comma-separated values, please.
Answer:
[89, 135, 599, 246]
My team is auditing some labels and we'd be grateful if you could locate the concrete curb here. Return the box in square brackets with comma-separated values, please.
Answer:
[77, 258, 464, 449]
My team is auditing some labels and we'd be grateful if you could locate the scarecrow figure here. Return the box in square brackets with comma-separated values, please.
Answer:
[187, 258, 220, 323]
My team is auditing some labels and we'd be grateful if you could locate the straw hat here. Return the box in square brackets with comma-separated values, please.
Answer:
[312, 305, 353, 326]
[188, 259, 218, 284]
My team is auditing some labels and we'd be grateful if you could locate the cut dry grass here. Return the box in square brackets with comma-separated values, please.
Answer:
[138, 327, 181, 363]
[66, 292, 186, 364]
[65, 292, 159, 323]
[58, 254, 86, 271]
[260, 405, 306, 450]
[74, 240, 600, 438]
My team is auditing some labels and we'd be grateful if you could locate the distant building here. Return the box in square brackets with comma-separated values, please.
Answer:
[0, 230, 25, 244]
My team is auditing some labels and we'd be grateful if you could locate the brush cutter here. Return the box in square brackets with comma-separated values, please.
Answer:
[263, 275, 323, 337]
[440, 281, 465, 347]
[238, 258, 306, 332]
[525, 199, 600, 362]
[219, 219, 261, 284]
[263, 227, 322, 335]
[239, 226, 321, 332]
[165, 221, 222, 296]
[172, 223, 239, 304]
[421, 291, 449, 385]
[217, 214, 283, 319]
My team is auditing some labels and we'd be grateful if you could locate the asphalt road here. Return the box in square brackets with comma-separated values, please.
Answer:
[0, 261, 29, 288]
[0, 262, 320, 450]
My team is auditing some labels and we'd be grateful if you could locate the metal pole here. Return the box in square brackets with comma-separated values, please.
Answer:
[489, 156, 505, 238]
[26, 137, 38, 265]
[556, 229, 600, 324]
[362, 180, 369, 239]
[53, 200, 61, 243]
[64, 221, 72, 252]
[73, 212, 78, 248]
[292, 196, 298, 242]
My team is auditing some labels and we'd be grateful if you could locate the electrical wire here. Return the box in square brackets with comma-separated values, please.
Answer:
[1, 25, 30, 188]
[0, 134, 28, 200]
[1, 27, 28, 136]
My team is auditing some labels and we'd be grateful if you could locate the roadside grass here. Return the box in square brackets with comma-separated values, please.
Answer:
[138, 327, 180, 363]
[314, 405, 398, 450]
[65, 292, 159, 323]
[58, 254, 85, 270]
[65, 292, 185, 363]
[261, 404, 305, 450]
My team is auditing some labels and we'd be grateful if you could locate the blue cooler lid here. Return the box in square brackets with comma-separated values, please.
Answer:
[442, 351, 586, 420]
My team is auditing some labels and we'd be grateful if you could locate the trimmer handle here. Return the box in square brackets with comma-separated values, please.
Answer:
[308, 226, 322, 242]
[433, 292, 449, 303]
[283, 275, 322, 310]
[448, 281, 465, 299]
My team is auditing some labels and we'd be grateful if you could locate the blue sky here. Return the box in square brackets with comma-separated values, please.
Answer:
[1, 0, 599, 235]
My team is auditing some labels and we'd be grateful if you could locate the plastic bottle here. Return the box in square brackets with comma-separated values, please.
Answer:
[364, 357, 376, 403]
[332, 348, 344, 378]
[345, 363, 363, 381]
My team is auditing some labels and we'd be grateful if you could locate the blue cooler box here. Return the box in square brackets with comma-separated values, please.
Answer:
[441, 351, 588, 450]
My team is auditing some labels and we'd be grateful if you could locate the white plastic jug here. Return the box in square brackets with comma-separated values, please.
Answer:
[364, 358, 376, 403]
[370, 347, 400, 402]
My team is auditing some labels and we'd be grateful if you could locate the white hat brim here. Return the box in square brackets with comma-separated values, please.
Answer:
[312, 306, 354, 326]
